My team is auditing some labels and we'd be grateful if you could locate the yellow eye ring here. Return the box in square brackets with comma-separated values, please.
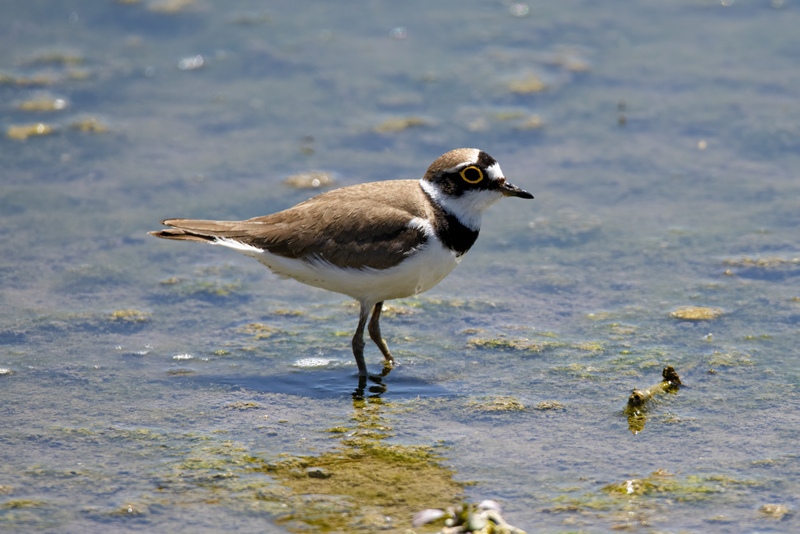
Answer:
[460, 166, 483, 184]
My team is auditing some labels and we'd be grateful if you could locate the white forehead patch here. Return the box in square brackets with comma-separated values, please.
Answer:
[485, 162, 503, 181]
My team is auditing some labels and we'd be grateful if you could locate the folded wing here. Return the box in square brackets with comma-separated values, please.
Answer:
[149, 180, 433, 271]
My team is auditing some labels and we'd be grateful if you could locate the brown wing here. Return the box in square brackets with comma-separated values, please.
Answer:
[150, 180, 434, 270]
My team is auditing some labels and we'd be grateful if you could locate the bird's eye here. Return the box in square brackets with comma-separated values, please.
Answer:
[460, 166, 483, 184]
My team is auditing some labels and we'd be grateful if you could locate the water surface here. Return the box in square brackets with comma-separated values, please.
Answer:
[1, 0, 799, 532]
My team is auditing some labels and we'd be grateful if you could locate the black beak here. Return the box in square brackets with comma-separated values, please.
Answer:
[499, 179, 534, 199]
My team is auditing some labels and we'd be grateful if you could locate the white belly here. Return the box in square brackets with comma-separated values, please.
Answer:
[221, 236, 461, 304]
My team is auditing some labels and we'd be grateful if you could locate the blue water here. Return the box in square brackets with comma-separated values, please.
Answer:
[1, 0, 799, 532]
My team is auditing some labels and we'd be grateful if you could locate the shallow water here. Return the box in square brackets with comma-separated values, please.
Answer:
[1, 0, 799, 532]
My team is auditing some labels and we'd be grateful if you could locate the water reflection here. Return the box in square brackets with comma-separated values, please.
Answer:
[190, 365, 451, 400]
[352, 366, 392, 400]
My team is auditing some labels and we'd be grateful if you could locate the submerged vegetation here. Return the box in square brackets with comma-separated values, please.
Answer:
[3, 399, 465, 533]
[671, 306, 723, 321]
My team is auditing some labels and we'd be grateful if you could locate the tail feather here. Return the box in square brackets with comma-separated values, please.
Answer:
[149, 218, 253, 243]
[148, 229, 216, 243]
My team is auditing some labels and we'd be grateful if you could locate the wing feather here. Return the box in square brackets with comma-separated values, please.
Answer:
[149, 180, 434, 270]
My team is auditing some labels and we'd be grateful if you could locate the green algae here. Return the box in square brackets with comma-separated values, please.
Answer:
[541, 469, 762, 530]
[377, 303, 418, 318]
[231, 11, 273, 25]
[109, 309, 150, 322]
[722, 256, 800, 268]
[167, 368, 194, 375]
[225, 401, 262, 410]
[260, 411, 463, 532]
[707, 350, 754, 367]
[160, 265, 244, 297]
[671, 306, 723, 321]
[602, 476, 719, 499]
[6, 122, 56, 141]
[2, 499, 47, 509]
[509, 74, 546, 94]
[147, 0, 197, 14]
[269, 399, 462, 531]
[283, 171, 335, 190]
[373, 116, 428, 133]
[463, 326, 560, 353]
[550, 362, 609, 380]
[45, 399, 468, 533]
[532, 331, 559, 338]
[536, 401, 564, 410]
[469, 396, 525, 412]
[173, 278, 242, 297]
[21, 53, 84, 67]
[573, 341, 605, 352]
[57, 264, 123, 291]
[0, 73, 59, 87]
[466, 337, 545, 352]
[604, 323, 638, 336]
[396, 296, 506, 314]
[760, 503, 792, 520]
[271, 308, 307, 317]
[70, 117, 107, 133]
[236, 323, 281, 339]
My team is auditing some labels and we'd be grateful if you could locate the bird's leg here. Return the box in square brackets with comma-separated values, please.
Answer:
[368, 301, 395, 365]
[352, 301, 370, 376]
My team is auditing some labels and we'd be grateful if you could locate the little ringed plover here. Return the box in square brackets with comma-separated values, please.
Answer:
[150, 148, 533, 376]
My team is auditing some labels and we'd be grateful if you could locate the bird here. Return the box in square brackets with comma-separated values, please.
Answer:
[150, 148, 533, 377]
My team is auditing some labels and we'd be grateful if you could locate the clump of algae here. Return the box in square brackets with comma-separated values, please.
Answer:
[225, 401, 262, 410]
[237, 323, 281, 339]
[166, 278, 242, 296]
[2, 499, 47, 509]
[707, 350, 754, 367]
[469, 396, 525, 412]
[39, 401, 435, 530]
[760, 503, 792, 520]
[283, 171, 335, 189]
[260, 399, 464, 532]
[536, 400, 563, 410]
[540, 468, 759, 530]
[7, 123, 54, 140]
[509, 74, 546, 94]
[723, 256, 799, 268]
[21, 52, 83, 66]
[148, 0, 196, 13]
[57, 401, 465, 533]
[671, 306, 723, 320]
[271, 308, 306, 317]
[17, 97, 68, 111]
[0, 73, 58, 86]
[70, 117, 107, 133]
[374, 116, 427, 133]
[467, 337, 545, 352]
[109, 309, 151, 322]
